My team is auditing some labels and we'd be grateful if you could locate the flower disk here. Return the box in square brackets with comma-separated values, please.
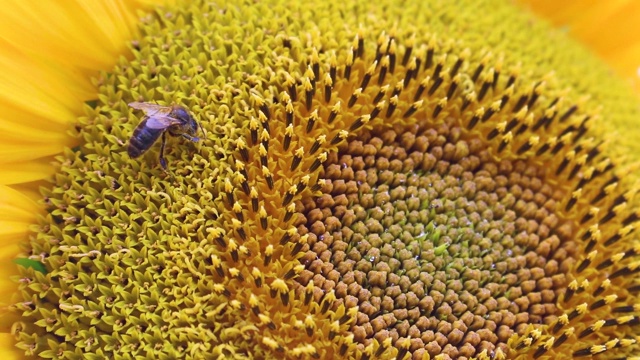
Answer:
[11, 0, 640, 359]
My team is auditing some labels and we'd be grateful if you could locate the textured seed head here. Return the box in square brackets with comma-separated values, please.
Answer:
[10, 0, 640, 359]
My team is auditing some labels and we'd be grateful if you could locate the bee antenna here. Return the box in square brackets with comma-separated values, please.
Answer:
[198, 122, 206, 139]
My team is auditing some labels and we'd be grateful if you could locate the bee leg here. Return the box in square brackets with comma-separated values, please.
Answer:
[159, 132, 168, 169]
[181, 134, 200, 142]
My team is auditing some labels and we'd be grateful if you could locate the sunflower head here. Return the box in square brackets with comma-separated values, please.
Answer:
[7, 0, 640, 359]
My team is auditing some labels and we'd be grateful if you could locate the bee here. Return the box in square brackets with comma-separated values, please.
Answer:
[127, 102, 203, 169]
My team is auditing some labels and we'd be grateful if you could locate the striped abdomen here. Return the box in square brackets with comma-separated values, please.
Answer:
[127, 119, 164, 158]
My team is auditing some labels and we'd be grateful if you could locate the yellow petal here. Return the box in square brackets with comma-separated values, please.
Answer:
[0, 1, 139, 71]
[0, 49, 89, 122]
[0, 333, 21, 359]
[5, 182, 46, 203]
[0, 185, 38, 227]
[518, 0, 640, 91]
[0, 161, 57, 185]
[0, 0, 154, 183]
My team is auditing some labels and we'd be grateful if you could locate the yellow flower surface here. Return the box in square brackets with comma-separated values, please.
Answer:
[2, 0, 640, 359]
[0, 1, 153, 185]
[517, 0, 640, 94]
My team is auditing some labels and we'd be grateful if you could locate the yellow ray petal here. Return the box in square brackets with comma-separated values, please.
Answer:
[0, 141, 73, 164]
[0, 185, 38, 225]
[517, 0, 640, 91]
[5, 182, 46, 203]
[0, 0, 140, 71]
[0, 49, 83, 125]
[0, 161, 57, 186]
[0, 115, 74, 143]
[0, 333, 21, 359]
[0, 0, 155, 183]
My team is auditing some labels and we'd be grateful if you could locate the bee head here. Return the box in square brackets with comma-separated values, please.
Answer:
[174, 107, 198, 135]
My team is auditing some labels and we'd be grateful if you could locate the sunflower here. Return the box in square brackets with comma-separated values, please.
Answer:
[2, 0, 640, 359]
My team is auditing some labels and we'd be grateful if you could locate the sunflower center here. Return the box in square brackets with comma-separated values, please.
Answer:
[297, 116, 576, 356]
[11, 0, 640, 359]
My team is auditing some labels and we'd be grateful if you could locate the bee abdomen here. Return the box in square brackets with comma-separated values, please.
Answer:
[128, 121, 163, 158]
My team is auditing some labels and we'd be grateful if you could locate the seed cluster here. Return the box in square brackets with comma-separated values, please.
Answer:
[298, 121, 578, 358]
[11, 0, 640, 359]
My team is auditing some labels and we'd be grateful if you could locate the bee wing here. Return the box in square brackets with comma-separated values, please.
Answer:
[128, 102, 172, 117]
[145, 114, 183, 129]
